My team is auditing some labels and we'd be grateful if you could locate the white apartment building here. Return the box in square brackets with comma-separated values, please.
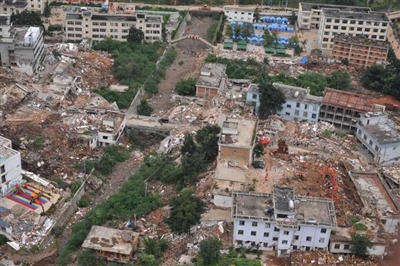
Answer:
[273, 83, 322, 123]
[65, 11, 162, 44]
[297, 3, 371, 30]
[232, 186, 337, 257]
[317, 8, 389, 53]
[0, 136, 22, 196]
[28, 0, 46, 14]
[0, 24, 45, 76]
[356, 112, 400, 165]
[0, 0, 28, 15]
[224, 6, 254, 22]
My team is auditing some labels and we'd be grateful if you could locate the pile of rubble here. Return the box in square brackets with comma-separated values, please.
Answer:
[290, 251, 382, 266]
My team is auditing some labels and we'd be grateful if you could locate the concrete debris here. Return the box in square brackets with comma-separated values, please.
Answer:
[290, 251, 381, 266]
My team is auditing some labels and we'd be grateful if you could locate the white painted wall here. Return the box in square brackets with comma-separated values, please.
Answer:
[224, 9, 254, 22]
[0, 152, 23, 195]
[330, 241, 386, 256]
[278, 100, 320, 122]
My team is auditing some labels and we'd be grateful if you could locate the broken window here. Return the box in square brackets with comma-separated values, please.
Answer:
[282, 240, 288, 244]
[344, 244, 350, 250]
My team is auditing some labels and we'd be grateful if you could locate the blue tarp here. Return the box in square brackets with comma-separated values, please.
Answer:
[238, 21, 244, 26]
[231, 21, 237, 25]
[260, 24, 267, 30]
[300, 57, 308, 64]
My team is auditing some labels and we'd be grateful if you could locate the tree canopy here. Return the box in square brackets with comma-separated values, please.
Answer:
[137, 99, 153, 116]
[43, 3, 51, 17]
[176, 78, 196, 96]
[326, 71, 350, 90]
[127, 26, 144, 44]
[11, 11, 43, 28]
[350, 233, 373, 256]
[165, 188, 206, 234]
[258, 79, 286, 119]
[198, 237, 223, 265]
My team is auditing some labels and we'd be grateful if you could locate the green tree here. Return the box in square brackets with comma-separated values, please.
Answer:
[198, 237, 223, 265]
[258, 80, 286, 119]
[254, 10, 260, 22]
[143, 237, 168, 260]
[253, 142, 265, 158]
[241, 23, 254, 38]
[224, 24, 233, 37]
[11, 11, 44, 28]
[350, 233, 373, 256]
[234, 25, 242, 40]
[127, 26, 144, 44]
[289, 11, 297, 25]
[327, 71, 350, 90]
[137, 99, 153, 116]
[43, 2, 51, 17]
[181, 133, 197, 156]
[165, 189, 206, 234]
[195, 125, 221, 163]
[360, 64, 388, 92]
[289, 35, 299, 44]
[180, 151, 208, 184]
[263, 30, 274, 47]
[0, 235, 8, 245]
[175, 78, 196, 96]
[78, 249, 102, 266]
[138, 253, 158, 266]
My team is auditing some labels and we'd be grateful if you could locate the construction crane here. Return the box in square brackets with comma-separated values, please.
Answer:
[318, 165, 340, 203]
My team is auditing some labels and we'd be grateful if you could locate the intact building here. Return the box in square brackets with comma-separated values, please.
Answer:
[224, 6, 254, 22]
[297, 3, 371, 30]
[218, 116, 257, 166]
[232, 185, 337, 257]
[274, 83, 322, 123]
[332, 34, 390, 68]
[65, 11, 162, 44]
[317, 7, 389, 53]
[0, 23, 45, 76]
[195, 63, 226, 99]
[0, 0, 28, 15]
[0, 136, 22, 196]
[356, 112, 400, 165]
[319, 89, 384, 132]
[82, 225, 139, 264]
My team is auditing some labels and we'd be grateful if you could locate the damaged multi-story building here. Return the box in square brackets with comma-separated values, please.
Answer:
[0, 15, 45, 76]
[0, 136, 22, 196]
[232, 185, 337, 257]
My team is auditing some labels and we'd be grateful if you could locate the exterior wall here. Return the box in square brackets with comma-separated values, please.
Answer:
[0, 3, 27, 15]
[330, 241, 386, 256]
[381, 217, 400, 234]
[213, 194, 232, 208]
[195, 86, 219, 99]
[332, 41, 389, 68]
[28, 0, 45, 13]
[233, 219, 331, 256]
[97, 116, 126, 146]
[245, 91, 260, 112]
[297, 5, 321, 29]
[93, 249, 131, 263]
[356, 127, 400, 164]
[224, 8, 254, 22]
[318, 104, 361, 132]
[278, 100, 320, 122]
[65, 13, 162, 43]
[219, 145, 252, 165]
[317, 13, 389, 53]
[0, 152, 22, 196]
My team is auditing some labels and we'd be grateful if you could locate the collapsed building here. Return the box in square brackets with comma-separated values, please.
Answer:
[0, 136, 22, 196]
[195, 63, 227, 99]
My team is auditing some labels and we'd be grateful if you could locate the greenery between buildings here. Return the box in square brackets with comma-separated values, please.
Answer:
[258, 75, 286, 119]
[137, 99, 154, 116]
[175, 78, 196, 96]
[350, 233, 373, 256]
[205, 54, 264, 82]
[0, 235, 8, 246]
[11, 11, 43, 28]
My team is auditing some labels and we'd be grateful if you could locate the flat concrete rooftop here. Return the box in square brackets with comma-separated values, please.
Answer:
[273, 83, 322, 104]
[350, 171, 399, 217]
[382, 166, 400, 185]
[333, 34, 390, 49]
[215, 163, 248, 183]
[0, 136, 11, 149]
[322, 8, 389, 22]
[361, 123, 400, 145]
[0, 145, 19, 162]
[232, 190, 337, 227]
[300, 3, 371, 12]
[219, 116, 257, 147]
[197, 63, 226, 88]
[82, 225, 137, 255]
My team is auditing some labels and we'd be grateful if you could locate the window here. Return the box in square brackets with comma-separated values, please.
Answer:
[252, 94, 257, 100]
[305, 247, 311, 251]
[1, 175, 5, 183]
[252, 222, 258, 227]
[325, 25, 331, 29]
[334, 244, 340, 249]
[341, 26, 346, 30]
[334, 19, 340, 23]
[373, 29, 378, 33]
[303, 112, 308, 118]
[333, 26, 338, 30]
[93, 22, 99, 26]
[304, 104, 308, 109]
[251, 231, 257, 236]
[365, 28, 370, 32]
[263, 242, 268, 247]
[282, 240, 288, 244]
[296, 103, 300, 108]
[358, 21, 364, 25]
[319, 238, 325, 243]
[286, 104, 292, 108]
[357, 27, 362, 31]
[285, 112, 291, 116]
[369, 140, 373, 145]
[274, 228, 279, 232]
[382, 219, 387, 224]
[344, 244, 350, 250]
[293, 245, 298, 250]
[295, 110, 300, 116]
[306, 236, 312, 241]
[311, 114, 317, 119]
[238, 230, 244, 235]
[237, 240, 243, 245]
[294, 235, 299, 240]
[265, 223, 271, 228]
[264, 232, 269, 237]
[327, 19, 332, 22]
[272, 237, 278, 241]
[100, 22, 106, 26]
[350, 27, 355, 31]
[363, 134, 367, 141]
[342, 20, 348, 24]
[239, 221, 245, 226]
[321, 228, 327, 234]
[283, 231, 289, 235]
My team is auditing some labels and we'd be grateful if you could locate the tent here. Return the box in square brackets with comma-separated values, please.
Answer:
[224, 41, 234, 50]
[260, 24, 267, 30]
[265, 47, 275, 54]
[238, 21, 244, 26]
[300, 57, 308, 64]
[237, 40, 247, 51]
[253, 23, 260, 29]
[231, 21, 237, 25]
